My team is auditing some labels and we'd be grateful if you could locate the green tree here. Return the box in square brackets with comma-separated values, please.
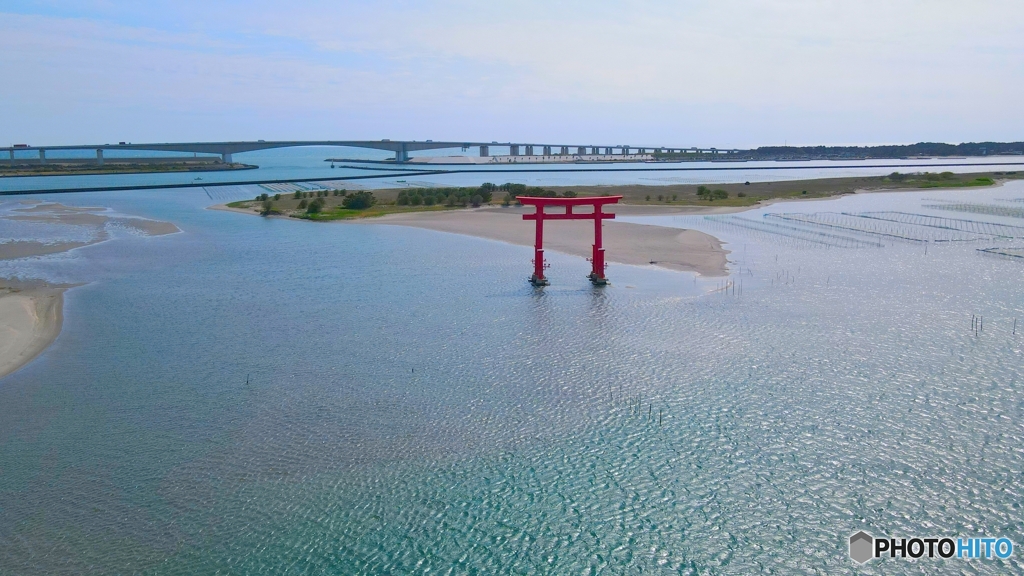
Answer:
[273, 193, 281, 201]
[293, 191, 303, 200]
[471, 194, 483, 207]
[297, 199, 308, 209]
[562, 191, 577, 198]
[342, 191, 377, 209]
[260, 199, 275, 216]
[306, 197, 325, 214]
[500, 183, 527, 195]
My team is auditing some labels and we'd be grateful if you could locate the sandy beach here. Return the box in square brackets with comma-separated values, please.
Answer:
[0, 202, 180, 379]
[0, 279, 68, 379]
[210, 201, 736, 275]
[375, 205, 731, 276]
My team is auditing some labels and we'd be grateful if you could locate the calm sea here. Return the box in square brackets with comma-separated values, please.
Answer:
[1, 180, 1022, 573]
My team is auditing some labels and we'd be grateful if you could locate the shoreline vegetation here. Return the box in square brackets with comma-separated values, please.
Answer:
[225, 171, 1015, 218]
[0, 202, 180, 380]
[0, 158, 255, 178]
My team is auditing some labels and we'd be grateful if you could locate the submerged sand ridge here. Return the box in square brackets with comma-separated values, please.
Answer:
[0, 202, 180, 379]
[374, 206, 730, 277]
[0, 202, 179, 261]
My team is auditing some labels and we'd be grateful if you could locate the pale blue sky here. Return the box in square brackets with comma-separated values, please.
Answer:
[2, 1, 1022, 147]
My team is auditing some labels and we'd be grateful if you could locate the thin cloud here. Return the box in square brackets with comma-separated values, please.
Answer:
[1, 1, 1022, 145]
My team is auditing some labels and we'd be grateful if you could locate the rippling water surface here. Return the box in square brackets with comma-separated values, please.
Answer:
[1, 183, 1023, 573]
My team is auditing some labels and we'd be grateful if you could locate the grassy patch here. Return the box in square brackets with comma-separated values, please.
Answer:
[915, 177, 994, 188]
[683, 196, 765, 207]
[298, 204, 459, 220]
[881, 172, 996, 189]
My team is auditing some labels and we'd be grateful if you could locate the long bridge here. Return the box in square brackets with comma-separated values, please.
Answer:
[2, 140, 743, 164]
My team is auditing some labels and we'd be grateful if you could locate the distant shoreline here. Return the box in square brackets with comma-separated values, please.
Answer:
[2, 160, 1022, 196]
[0, 160, 256, 179]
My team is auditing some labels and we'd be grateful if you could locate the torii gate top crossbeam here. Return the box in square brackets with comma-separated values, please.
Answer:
[518, 195, 622, 208]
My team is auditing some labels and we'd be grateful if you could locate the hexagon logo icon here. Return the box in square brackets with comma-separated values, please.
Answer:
[849, 531, 874, 564]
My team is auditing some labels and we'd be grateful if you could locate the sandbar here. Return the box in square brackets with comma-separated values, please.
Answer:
[0, 202, 180, 379]
[0, 279, 68, 379]
[375, 206, 730, 276]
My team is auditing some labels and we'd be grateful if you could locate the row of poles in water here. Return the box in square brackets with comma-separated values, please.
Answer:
[613, 392, 664, 426]
[971, 314, 1017, 337]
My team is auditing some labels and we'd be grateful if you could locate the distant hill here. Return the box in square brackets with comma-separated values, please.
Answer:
[746, 142, 1024, 159]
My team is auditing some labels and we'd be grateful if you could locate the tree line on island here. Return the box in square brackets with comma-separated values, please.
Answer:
[252, 188, 377, 216]
[654, 141, 1024, 161]
[745, 141, 1024, 160]
[397, 182, 586, 208]
[397, 184, 491, 207]
[251, 181, 750, 219]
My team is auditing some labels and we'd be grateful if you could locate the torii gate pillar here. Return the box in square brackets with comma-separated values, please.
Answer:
[518, 195, 622, 286]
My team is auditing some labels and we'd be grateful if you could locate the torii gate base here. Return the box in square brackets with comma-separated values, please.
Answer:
[518, 195, 623, 286]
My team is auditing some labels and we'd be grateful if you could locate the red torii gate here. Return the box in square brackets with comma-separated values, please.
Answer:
[518, 195, 623, 286]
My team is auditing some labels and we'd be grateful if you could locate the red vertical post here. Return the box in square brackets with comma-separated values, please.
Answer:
[591, 205, 607, 284]
[532, 205, 548, 285]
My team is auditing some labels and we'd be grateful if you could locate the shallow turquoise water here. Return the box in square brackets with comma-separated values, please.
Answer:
[1, 184, 1023, 573]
